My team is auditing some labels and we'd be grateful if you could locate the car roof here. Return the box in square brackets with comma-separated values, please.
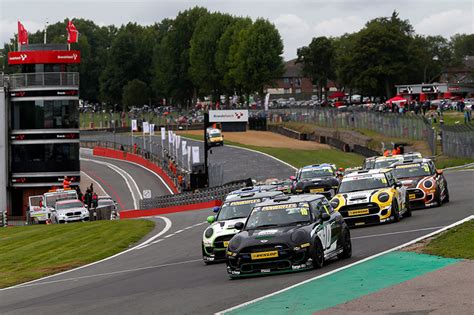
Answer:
[301, 163, 335, 170]
[392, 158, 432, 166]
[256, 194, 324, 207]
[344, 168, 390, 178]
[225, 190, 283, 201]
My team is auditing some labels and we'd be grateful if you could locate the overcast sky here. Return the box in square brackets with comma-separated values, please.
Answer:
[1, 0, 473, 59]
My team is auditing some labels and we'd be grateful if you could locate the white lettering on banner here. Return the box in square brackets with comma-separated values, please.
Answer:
[182, 141, 187, 155]
[209, 110, 249, 122]
[131, 120, 138, 132]
[192, 146, 200, 164]
[161, 127, 166, 140]
[143, 122, 149, 135]
[150, 124, 155, 135]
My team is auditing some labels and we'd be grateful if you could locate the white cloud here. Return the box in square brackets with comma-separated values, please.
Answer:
[313, 16, 366, 37]
[414, 10, 473, 37]
[273, 14, 313, 60]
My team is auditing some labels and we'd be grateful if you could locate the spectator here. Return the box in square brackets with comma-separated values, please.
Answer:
[133, 143, 138, 154]
[120, 144, 124, 151]
[92, 193, 98, 208]
[84, 189, 92, 209]
[89, 183, 94, 193]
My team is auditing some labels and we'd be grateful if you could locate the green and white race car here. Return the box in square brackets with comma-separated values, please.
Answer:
[202, 190, 283, 264]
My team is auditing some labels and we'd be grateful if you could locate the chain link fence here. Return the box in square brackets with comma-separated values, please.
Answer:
[441, 125, 474, 158]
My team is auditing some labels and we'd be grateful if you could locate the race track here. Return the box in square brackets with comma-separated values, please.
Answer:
[0, 153, 472, 314]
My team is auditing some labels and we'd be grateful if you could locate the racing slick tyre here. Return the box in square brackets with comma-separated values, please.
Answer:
[311, 238, 324, 269]
[435, 188, 443, 207]
[337, 228, 352, 259]
[391, 200, 400, 222]
[444, 187, 450, 203]
[202, 243, 212, 265]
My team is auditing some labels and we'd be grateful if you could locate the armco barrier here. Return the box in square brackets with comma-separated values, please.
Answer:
[120, 200, 222, 219]
[92, 147, 179, 194]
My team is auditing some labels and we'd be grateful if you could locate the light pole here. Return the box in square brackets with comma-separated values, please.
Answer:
[424, 55, 439, 83]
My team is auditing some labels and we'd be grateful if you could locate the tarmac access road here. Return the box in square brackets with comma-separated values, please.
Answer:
[80, 150, 173, 210]
[0, 169, 472, 314]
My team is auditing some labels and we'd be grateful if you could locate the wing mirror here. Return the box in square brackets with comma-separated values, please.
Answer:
[212, 206, 220, 213]
[321, 212, 331, 222]
[436, 170, 443, 175]
[395, 182, 402, 188]
[207, 216, 215, 224]
[234, 222, 244, 230]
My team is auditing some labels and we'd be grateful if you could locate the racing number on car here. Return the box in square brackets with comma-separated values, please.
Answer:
[317, 223, 332, 250]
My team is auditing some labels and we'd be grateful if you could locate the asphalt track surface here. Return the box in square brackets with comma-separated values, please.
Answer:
[80, 151, 172, 210]
[80, 132, 296, 182]
[0, 167, 472, 314]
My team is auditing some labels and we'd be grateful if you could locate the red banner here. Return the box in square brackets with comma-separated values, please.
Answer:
[18, 21, 28, 45]
[66, 20, 79, 43]
[8, 50, 81, 65]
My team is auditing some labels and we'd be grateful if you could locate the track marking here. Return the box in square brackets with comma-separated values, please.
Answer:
[81, 157, 141, 209]
[3, 259, 202, 290]
[86, 154, 175, 194]
[1, 216, 172, 291]
[217, 215, 474, 314]
[136, 221, 207, 250]
[351, 226, 445, 240]
[80, 171, 107, 196]
[180, 135, 298, 171]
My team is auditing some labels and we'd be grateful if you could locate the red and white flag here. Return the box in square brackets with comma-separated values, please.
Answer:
[66, 20, 79, 43]
[17, 21, 28, 45]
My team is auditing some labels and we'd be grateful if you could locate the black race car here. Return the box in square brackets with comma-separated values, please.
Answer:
[226, 194, 351, 278]
[291, 164, 340, 199]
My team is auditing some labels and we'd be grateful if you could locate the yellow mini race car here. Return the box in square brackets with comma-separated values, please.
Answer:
[330, 169, 411, 227]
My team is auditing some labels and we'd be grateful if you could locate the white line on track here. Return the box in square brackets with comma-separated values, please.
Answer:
[2, 259, 202, 290]
[351, 226, 445, 240]
[137, 221, 206, 249]
[216, 215, 474, 314]
[81, 157, 141, 209]
[82, 153, 175, 194]
[80, 171, 108, 196]
[1, 216, 172, 291]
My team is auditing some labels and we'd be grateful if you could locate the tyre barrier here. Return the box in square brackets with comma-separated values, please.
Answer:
[0, 211, 6, 227]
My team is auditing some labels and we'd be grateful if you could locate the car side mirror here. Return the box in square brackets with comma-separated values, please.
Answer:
[436, 170, 443, 175]
[321, 212, 331, 222]
[212, 206, 220, 213]
[234, 222, 244, 230]
[207, 216, 215, 224]
[395, 182, 402, 188]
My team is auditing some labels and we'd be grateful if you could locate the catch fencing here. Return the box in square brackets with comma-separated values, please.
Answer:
[441, 125, 474, 158]
[140, 179, 251, 210]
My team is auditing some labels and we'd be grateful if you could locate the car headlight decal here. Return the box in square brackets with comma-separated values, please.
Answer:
[378, 192, 390, 203]
[228, 236, 241, 251]
[423, 180, 433, 189]
[205, 228, 214, 238]
[291, 230, 307, 243]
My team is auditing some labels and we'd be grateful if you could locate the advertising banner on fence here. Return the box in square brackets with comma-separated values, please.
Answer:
[209, 110, 249, 122]
[150, 124, 155, 135]
[131, 119, 138, 131]
[192, 146, 200, 164]
[161, 127, 166, 140]
[143, 122, 149, 135]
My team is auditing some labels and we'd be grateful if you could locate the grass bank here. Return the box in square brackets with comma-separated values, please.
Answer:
[422, 220, 474, 260]
[179, 133, 364, 169]
[0, 220, 154, 288]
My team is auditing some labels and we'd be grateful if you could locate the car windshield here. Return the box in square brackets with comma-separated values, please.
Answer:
[45, 192, 77, 207]
[209, 132, 221, 138]
[217, 198, 262, 221]
[56, 201, 83, 210]
[374, 158, 402, 169]
[246, 203, 311, 229]
[393, 163, 432, 179]
[299, 167, 334, 179]
[339, 176, 389, 193]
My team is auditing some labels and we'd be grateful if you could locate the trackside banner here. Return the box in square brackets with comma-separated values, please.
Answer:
[209, 110, 249, 122]
[8, 50, 81, 65]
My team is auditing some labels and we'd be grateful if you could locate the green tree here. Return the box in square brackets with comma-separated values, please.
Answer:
[451, 34, 474, 64]
[189, 12, 233, 101]
[233, 18, 284, 98]
[297, 36, 335, 100]
[122, 79, 149, 110]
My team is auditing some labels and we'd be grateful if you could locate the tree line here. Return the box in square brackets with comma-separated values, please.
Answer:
[297, 11, 474, 100]
[1, 7, 284, 110]
[1, 9, 473, 107]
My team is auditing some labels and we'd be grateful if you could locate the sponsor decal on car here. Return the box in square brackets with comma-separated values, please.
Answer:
[348, 209, 370, 216]
[310, 188, 325, 193]
[229, 199, 262, 206]
[261, 203, 297, 211]
[251, 251, 279, 260]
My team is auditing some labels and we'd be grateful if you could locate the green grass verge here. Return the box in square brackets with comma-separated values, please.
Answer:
[423, 220, 474, 259]
[179, 133, 364, 169]
[0, 220, 154, 288]
[436, 156, 474, 169]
